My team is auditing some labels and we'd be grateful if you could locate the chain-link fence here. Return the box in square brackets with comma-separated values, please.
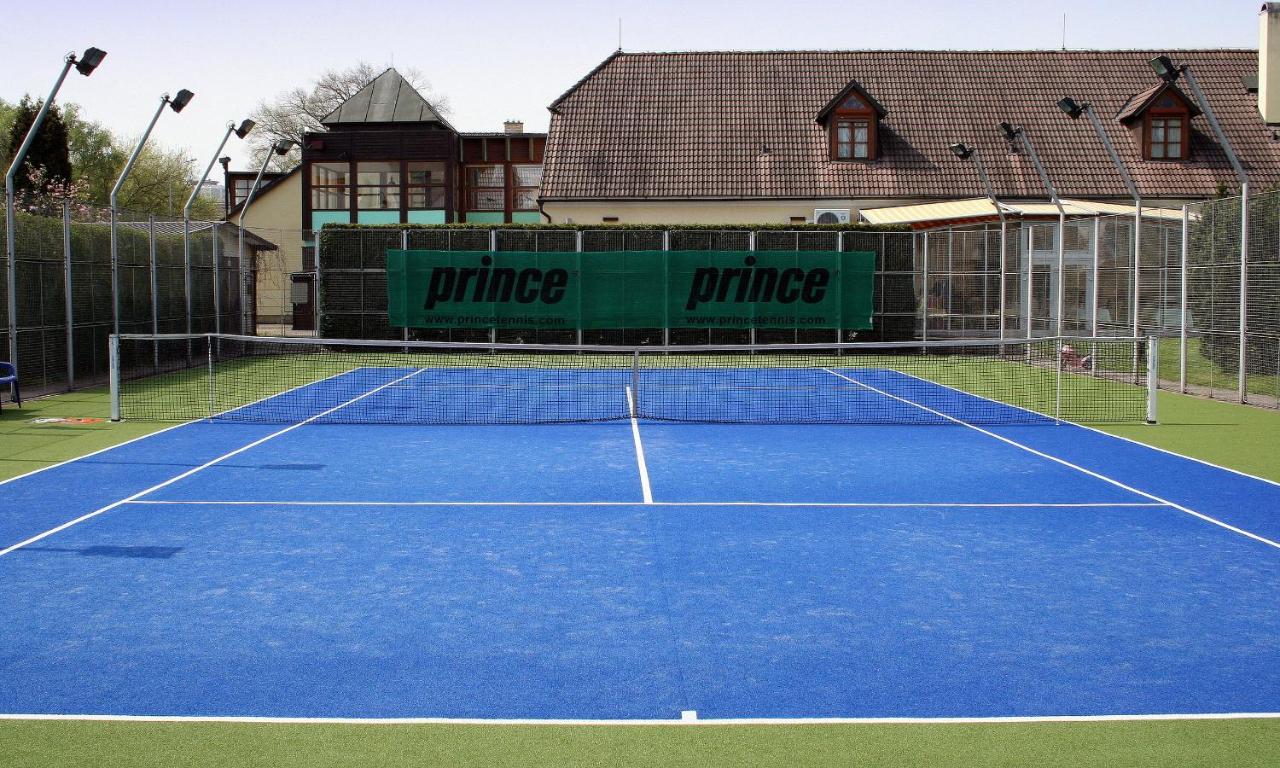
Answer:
[2, 199, 253, 399]
[6, 190, 1279, 409]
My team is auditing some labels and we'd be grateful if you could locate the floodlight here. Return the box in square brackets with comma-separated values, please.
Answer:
[74, 47, 107, 76]
[1057, 97, 1084, 119]
[219, 156, 231, 171]
[272, 139, 296, 155]
[234, 119, 256, 139]
[948, 143, 974, 159]
[168, 89, 194, 113]
[1149, 55, 1179, 83]
[998, 122, 1020, 141]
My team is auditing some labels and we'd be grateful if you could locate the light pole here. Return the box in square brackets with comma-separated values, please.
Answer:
[999, 122, 1067, 339]
[184, 119, 253, 340]
[949, 143, 1008, 342]
[1057, 96, 1141, 339]
[4, 46, 105, 371]
[1150, 55, 1250, 402]
[109, 89, 193, 336]
[237, 139, 295, 336]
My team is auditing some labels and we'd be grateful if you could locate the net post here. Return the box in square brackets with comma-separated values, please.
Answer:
[63, 200, 75, 390]
[1179, 204, 1189, 393]
[661, 230, 670, 348]
[1146, 335, 1159, 424]
[207, 334, 215, 421]
[109, 334, 121, 422]
[630, 349, 640, 418]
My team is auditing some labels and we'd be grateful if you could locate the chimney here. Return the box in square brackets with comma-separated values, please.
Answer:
[1260, 3, 1280, 123]
[503, 119, 524, 134]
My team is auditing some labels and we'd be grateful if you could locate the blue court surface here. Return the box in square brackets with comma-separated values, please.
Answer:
[1, 365, 1279, 722]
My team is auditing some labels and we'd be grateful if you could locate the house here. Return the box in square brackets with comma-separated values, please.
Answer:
[223, 67, 548, 331]
[539, 11, 1280, 225]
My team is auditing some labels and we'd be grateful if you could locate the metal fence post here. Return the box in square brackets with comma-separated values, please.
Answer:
[998, 220, 1007, 344]
[1091, 217, 1101, 337]
[212, 223, 221, 336]
[313, 227, 322, 338]
[401, 229, 410, 345]
[182, 215, 193, 364]
[148, 215, 158, 369]
[1179, 205, 1189, 393]
[662, 229, 670, 347]
[574, 229, 583, 347]
[1238, 184, 1249, 403]
[748, 230, 757, 348]
[63, 200, 74, 389]
[920, 231, 929, 343]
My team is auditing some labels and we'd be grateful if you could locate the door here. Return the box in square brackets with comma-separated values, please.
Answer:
[291, 272, 316, 332]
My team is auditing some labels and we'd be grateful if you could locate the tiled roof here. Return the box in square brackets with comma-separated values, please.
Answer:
[541, 50, 1278, 202]
[321, 68, 453, 129]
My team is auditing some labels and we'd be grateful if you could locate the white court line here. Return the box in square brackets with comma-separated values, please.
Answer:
[625, 385, 654, 504]
[823, 368, 1280, 551]
[0, 368, 428, 558]
[892, 368, 1280, 491]
[123, 500, 1168, 509]
[0, 711, 1275, 726]
[0, 366, 366, 489]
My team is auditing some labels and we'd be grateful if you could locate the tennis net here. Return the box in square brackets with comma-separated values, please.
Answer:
[109, 333, 1156, 425]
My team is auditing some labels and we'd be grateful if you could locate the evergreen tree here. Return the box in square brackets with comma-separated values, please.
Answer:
[5, 95, 73, 198]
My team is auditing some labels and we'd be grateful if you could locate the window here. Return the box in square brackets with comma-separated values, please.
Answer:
[310, 162, 350, 210]
[513, 164, 542, 210]
[407, 162, 446, 209]
[468, 165, 505, 210]
[356, 161, 400, 210]
[1149, 117, 1183, 160]
[834, 120, 870, 159]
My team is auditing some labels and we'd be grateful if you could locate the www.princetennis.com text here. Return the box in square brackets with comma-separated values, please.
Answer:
[418, 314, 569, 327]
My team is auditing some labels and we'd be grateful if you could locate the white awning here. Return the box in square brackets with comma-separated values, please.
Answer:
[859, 198, 1184, 226]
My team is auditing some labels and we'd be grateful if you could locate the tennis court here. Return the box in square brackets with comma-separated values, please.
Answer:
[0, 334, 1278, 722]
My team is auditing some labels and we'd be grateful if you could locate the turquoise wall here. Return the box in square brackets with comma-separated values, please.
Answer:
[511, 211, 542, 224]
[311, 211, 350, 230]
[407, 210, 447, 224]
[464, 211, 505, 224]
[357, 210, 401, 225]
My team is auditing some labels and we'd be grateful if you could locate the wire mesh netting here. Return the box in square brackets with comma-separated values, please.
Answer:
[113, 333, 1152, 426]
[6, 191, 1280, 411]
[2, 200, 252, 397]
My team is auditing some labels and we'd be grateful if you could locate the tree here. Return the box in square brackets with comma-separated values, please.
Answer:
[4, 95, 73, 199]
[111, 140, 220, 220]
[0, 98, 16, 169]
[62, 103, 125, 207]
[248, 62, 451, 169]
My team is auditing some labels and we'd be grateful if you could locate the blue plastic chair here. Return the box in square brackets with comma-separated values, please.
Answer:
[0, 362, 19, 412]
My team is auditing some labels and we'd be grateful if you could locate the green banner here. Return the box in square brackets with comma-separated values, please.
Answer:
[387, 250, 875, 330]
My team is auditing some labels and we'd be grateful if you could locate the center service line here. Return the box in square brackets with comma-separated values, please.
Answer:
[625, 385, 654, 504]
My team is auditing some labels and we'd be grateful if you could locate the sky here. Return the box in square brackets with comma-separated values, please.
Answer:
[0, 0, 1264, 175]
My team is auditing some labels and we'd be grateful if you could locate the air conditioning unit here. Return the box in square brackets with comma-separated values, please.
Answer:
[814, 208, 851, 224]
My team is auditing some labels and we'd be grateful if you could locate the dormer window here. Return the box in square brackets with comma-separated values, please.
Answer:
[817, 81, 886, 162]
[1149, 116, 1183, 160]
[1116, 83, 1199, 162]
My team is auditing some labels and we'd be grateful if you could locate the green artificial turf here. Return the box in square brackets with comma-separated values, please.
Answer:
[2, 372, 1279, 766]
[1, 719, 1277, 768]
